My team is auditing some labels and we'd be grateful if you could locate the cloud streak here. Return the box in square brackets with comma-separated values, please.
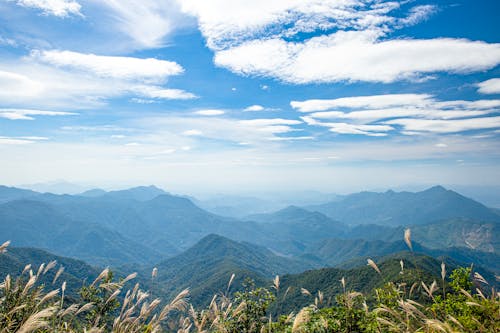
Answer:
[294, 94, 500, 136]
[9, 0, 83, 17]
[182, 0, 500, 84]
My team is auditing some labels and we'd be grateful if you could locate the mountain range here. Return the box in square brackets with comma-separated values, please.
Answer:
[0, 184, 498, 278]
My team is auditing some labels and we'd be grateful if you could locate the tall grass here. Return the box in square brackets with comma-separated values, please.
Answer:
[0, 229, 498, 332]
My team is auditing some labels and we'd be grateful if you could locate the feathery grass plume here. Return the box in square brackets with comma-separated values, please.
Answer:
[17, 306, 57, 333]
[91, 268, 110, 287]
[441, 262, 446, 281]
[400, 259, 404, 274]
[0, 240, 11, 253]
[52, 266, 65, 284]
[422, 281, 438, 300]
[122, 272, 137, 284]
[23, 264, 32, 275]
[43, 260, 57, 275]
[151, 267, 158, 279]
[39, 289, 59, 305]
[301, 288, 312, 297]
[367, 258, 381, 274]
[225, 273, 236, 296]
[473, 272, 489, 285]
[273, 275, 280, 291]
[292, 307, 310, 333]
[340, 276, 346, 293]
[404, 228, 413, 251]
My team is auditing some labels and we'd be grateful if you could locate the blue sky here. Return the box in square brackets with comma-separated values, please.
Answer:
[0, 0, 500, 193]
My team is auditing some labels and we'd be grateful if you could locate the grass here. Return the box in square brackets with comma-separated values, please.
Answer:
[0, 229, 498, 332]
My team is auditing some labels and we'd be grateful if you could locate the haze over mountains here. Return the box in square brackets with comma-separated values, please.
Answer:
[0, 183, 499, 306]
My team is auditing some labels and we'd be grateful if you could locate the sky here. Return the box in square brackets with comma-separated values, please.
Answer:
[0, 0, 500, 194]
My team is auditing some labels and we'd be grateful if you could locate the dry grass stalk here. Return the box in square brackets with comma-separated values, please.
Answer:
[367, 258, 381, 274]
[404, 228, 412, 251]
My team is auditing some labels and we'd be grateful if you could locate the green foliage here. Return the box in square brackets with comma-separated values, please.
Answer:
[1, 242, 499, 332]
[449, 266, 473, 292]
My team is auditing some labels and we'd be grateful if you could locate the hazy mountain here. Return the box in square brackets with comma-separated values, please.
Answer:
[348, 218, 499, 253]
[0, 246, 100, 296]
[19, 181, 89, 195]
[247, 206, 346, 255]
[0, 200, 163, 266]
[79, 188, 107, 197]
[306, 238, 500, 272]
[0, 185, 38, 203]
[308, 186, 500, 226]
[193, 194, 282, 218]
[154, 234, 318, 305]
[277, 252, 498, 313]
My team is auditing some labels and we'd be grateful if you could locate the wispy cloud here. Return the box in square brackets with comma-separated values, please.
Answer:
[0, 135, 48, 145]
[386, 116, 500, 134]
[295, 94, 500, 136]
[0, 50, 196, 108]
[244, 105, 264, 112]
[0, 108, 76, 120]
[291, 94, 434, 112]
[89, 0, 189, 48]
[32, 50, 183, 82]
[477, 78, 500, 94]
[243, 104, 278, 112]
[215, 33, 500, 84]
[182, 0, 500, 84]
[182, 129, 203, 136]
[9, 0, 83, 17]
[193, 109, 225, 116]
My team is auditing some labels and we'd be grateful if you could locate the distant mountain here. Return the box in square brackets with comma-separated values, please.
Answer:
[305, 238, 500, 272]
[103, 185, 167, 201]
[348, 218, 499, 253]
[277, 252, 498, 313]
[0, 185, 38, 203]
[0, 246, 100, 296]
[0, 200, 163, 266]
[154, 234, 318, 305]
[193, 194, 282, 218]
[308, 186, 500, 226]
[79, 188, 107, 197]
[36, 191, 271, 255]
[247, 206, 346, 255]
[19, 181, 91, 195]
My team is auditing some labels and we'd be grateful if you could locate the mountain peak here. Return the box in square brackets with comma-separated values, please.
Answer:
[424, 185, 448, 193]
[105, 185, 166, 201]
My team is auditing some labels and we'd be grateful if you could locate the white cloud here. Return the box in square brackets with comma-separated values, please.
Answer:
[244, 105, 265, 112]
[477, 78, 500, 94]
[0, 108, 76, 120]
[180, 0, 397, 50]
[182, 0, 500, 84]
[33, 50, 183, 82]
[0, 52, 195, 108]
[297, 94, 500, 136]
[397, 5, 436, 27]
[239, 118, 301, 126]
[194, 109, 225, 116]
[87, 0, 189, 48]
[9, 0, 82, 17]
[291, 94, 434, 112]
[386, 117, 500, 134]
[0, 135, 47, 145]
[215, 33, 500, 84]
[309, 108, 495, 122]
[301, 116, 392, 136]
[133, 86, 197, 100]
[183, 129, 203, 136]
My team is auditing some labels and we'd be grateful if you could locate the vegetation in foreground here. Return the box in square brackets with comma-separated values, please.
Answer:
[0, 231, 498, 333]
